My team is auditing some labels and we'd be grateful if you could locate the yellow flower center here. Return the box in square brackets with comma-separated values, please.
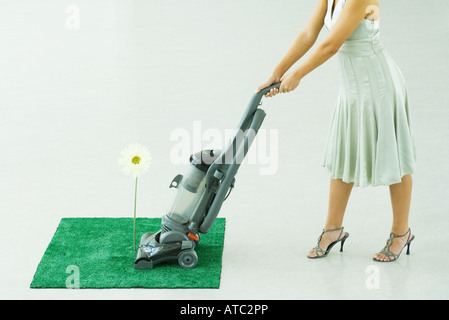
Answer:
[131, 156, 141, 165]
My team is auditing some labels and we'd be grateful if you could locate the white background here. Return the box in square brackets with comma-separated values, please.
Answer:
[1, 0, 448, 299]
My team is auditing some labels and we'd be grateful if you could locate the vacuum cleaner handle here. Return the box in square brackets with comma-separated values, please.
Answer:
[256, 82, 282, 97]
[200, 108, 266, 234]
[217, 82, 281, 166]
[236, 82, 281, 132]
[199, 83, 280, 234]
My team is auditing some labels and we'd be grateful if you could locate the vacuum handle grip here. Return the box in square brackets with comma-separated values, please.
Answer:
[233, 81, 281, 134]
[256, 82, 281, 98]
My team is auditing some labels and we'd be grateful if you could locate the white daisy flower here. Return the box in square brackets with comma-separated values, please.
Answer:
[119, 143, 152, 251]
[118, 143, 152, 178]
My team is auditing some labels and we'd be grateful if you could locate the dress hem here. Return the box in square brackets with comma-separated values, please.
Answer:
[321, 164, 415, 188]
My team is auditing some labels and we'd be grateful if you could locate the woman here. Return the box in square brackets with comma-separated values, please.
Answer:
[257, 0, 416, 262]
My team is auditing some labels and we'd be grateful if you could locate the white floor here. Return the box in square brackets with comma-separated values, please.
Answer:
[1, 0, 448, 300]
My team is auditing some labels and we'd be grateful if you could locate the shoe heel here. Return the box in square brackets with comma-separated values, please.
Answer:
[340, 239, 346, 252]
[406, 235, 415, 255]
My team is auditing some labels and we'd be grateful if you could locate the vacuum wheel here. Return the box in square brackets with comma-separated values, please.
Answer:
[178, 249, 198, 269]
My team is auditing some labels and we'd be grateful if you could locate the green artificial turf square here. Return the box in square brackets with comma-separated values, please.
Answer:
[30, 217, 226, 288]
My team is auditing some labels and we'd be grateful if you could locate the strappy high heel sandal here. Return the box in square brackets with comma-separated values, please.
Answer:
[373, 228, 415, 262]
[308, 227, 349, 259]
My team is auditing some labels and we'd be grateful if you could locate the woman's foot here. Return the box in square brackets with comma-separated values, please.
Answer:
[373, 228, 414, 262]
[307, 227, 348, 258]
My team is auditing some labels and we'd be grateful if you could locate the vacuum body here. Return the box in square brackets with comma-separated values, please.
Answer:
[134, 83, 281, 269]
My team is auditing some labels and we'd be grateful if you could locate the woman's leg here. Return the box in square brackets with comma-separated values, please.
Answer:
[308, 178, 354, 258]
[373, 174, 413, 261]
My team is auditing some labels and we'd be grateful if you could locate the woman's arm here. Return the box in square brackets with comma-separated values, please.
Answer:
[272, 0, 328, 77]
[281, 0, 370, 92]
[256, 0, 327, 93]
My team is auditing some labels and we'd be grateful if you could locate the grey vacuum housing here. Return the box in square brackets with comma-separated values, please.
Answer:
[134, 83, 280, 269]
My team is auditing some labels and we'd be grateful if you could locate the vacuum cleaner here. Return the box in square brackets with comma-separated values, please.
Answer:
[134, 83, 281, 269]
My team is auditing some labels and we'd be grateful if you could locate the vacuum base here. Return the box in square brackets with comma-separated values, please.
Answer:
[134, 231, 198, 269]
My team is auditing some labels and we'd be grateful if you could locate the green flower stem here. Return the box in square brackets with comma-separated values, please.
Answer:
[133, 176, 138, 252]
